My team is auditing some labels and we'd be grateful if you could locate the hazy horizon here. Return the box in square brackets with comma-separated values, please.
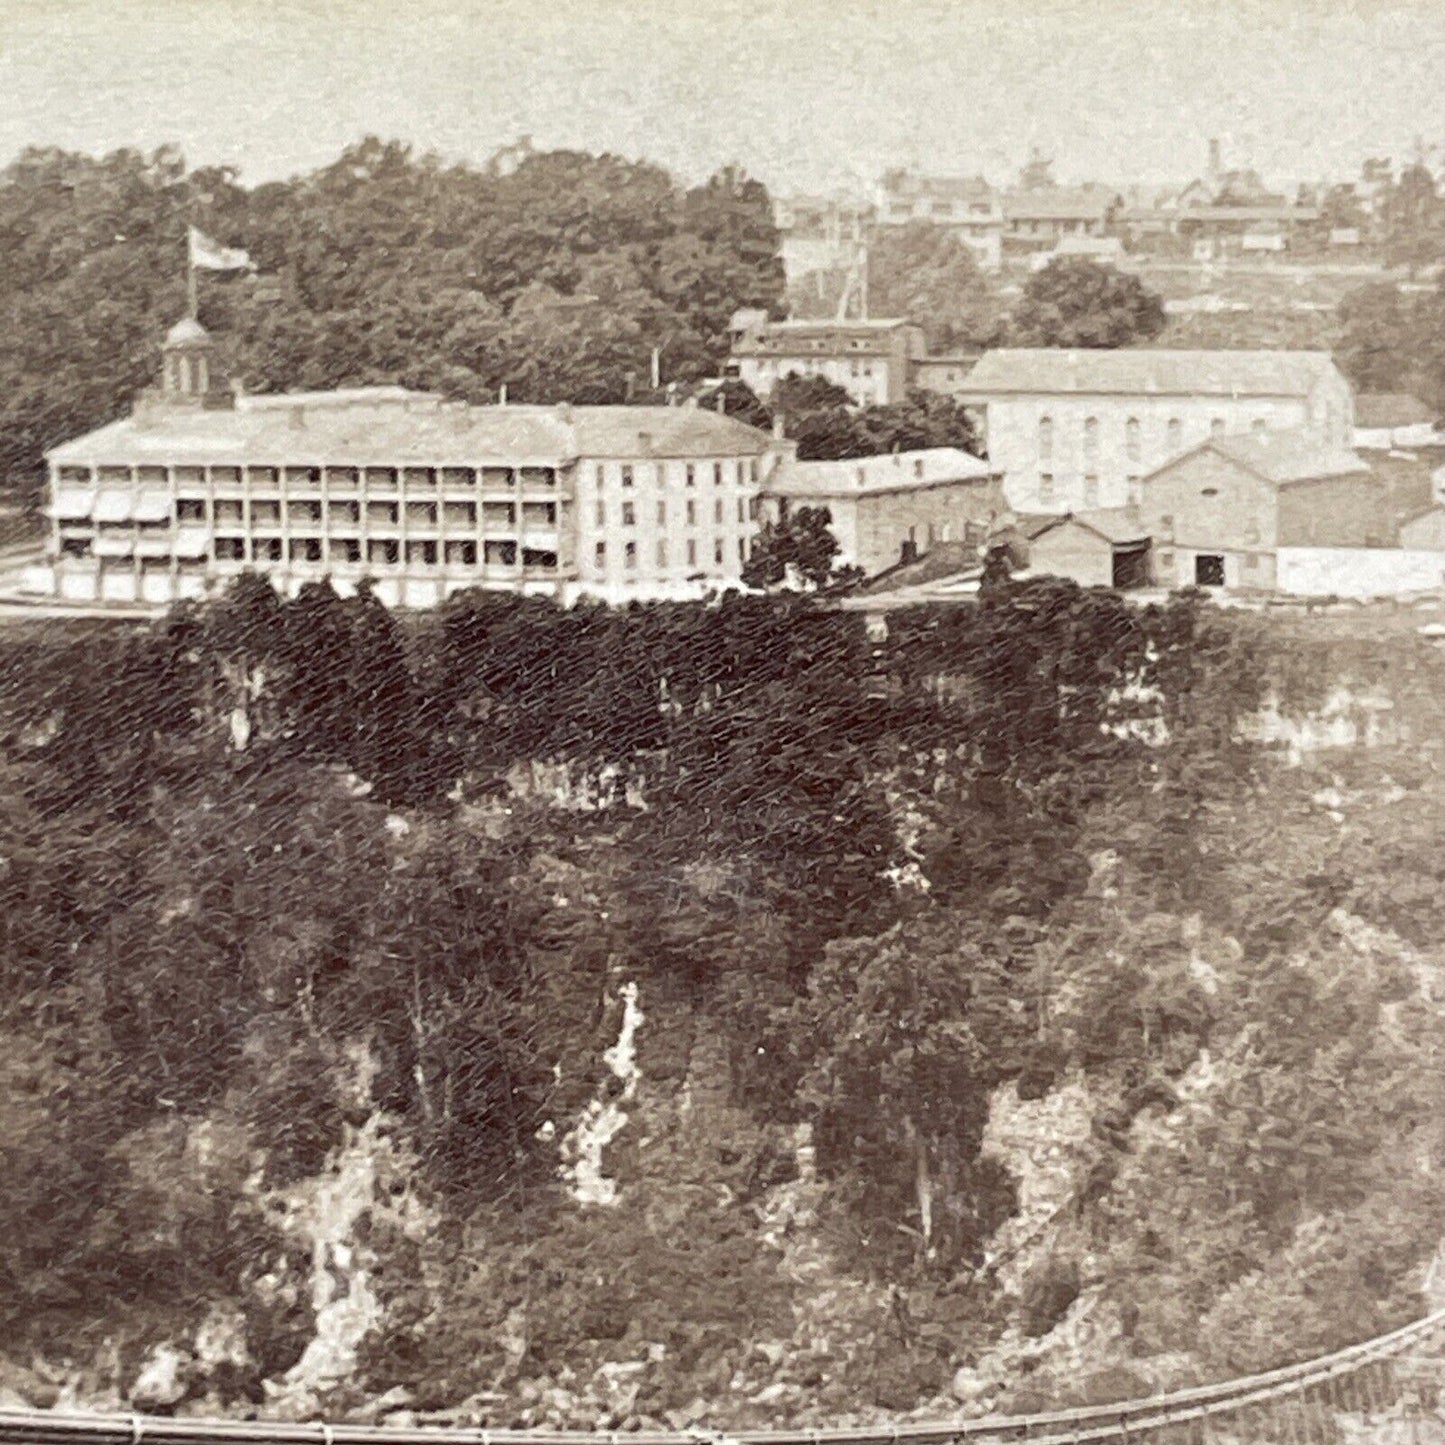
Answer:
[4, 0, 1444, 196]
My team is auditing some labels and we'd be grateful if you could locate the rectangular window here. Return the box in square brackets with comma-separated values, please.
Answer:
[749, 459, 759, 483]
[439, 467, 473, 489]
[331, 500, 361, 526]
[657, 498, 667, 525]
[522, 501, 557, 526]
[1039, 473, 1055, 503]
[686, 499, 696, 526]
[327, 467, 360, 491]
[367, 538, 400, 565]
[177, 499, 206, 522]
[443, 501, 476, 529]
[736, 498, 745, 524]
[405, 502, 438, 527]
[405, 540, 438, 566]
[622, 501, 636, 527]
[624, 541, 638, 570]
[656, 538, 667, 568]
[621, 465, 634, 487]
[596, 499, 606, 527]
[737, 538, 746, 562]
[335, 539, 362, 564]
[714, 539, 724, 565]
[251, 500, 281, 526]
[522, 548, 557, 570]
[655, 462, 666, 486]
[483, 501, 515, 526]
[288, 499, 323, 525]
[215, 537, 245, 561]
[481, 466, 515, 489]
[402, 467, 433, 490]
[216, 500, 243, 526]
[714, 498, 724, 524]
[713, 462, 723, 486]
[363, 467, 397, 491]
[685, 464, 696, 487]
[687, 538, 697, 566]
[735, 460, 745, 485]
[445, 539, 478, 566]
[366, 501, 399, 527]
[519, 467, 555, 488]
[595, 464, 606, 487]
[595, 541, 606, 569]
[1083, 475, 1099, 508]
[485, 539, 518, 566]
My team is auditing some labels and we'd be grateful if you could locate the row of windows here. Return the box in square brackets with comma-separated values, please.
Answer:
[183, 499, 558, 528]
[211, 536, 557, 568]
[596, 497, 757, 528]
[1038, 473, 1141, 505]
[1038, 414, 1268, 462]
[604, 459, 759, 488]
[59, 465, 559, 490]
[595, 536, 749, 571]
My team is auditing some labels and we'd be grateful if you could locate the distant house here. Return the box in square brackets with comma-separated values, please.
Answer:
[1353, 394, 1438, 450]
[1029, 234, 1126, 271]
[1013, 509, 1152, 589]
[730, 317, 927, 407]
[1136, 431, 1381, 591]
[1001, 187, 1121, 254]
[961, 348, 1356, 514]
[908, 352, 980, 397]
[761, 447, 1005, 577]
[875, 170, 1004, 270]
[771, 195, 870, 283]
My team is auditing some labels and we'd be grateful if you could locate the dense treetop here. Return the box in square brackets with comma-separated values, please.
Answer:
[0, 141, 786, 498]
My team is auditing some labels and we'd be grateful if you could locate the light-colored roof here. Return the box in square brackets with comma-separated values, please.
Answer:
[764, 447, 997, 499]
[963, 348, 1342, 398]
[1355, 393, 1437, 429]
[1026, 508, 1149, 546]
[47, 401, 775, 468]
[236, 387, 442, 411]
[1181, 431, 1372, 486]
[164, 317, 210, 347]
[1003, 187, 1118, 221]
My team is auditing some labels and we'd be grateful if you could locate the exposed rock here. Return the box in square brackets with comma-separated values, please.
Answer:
[129, 1342, 192, 1409]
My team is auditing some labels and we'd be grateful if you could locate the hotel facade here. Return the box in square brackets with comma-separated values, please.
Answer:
[44, 319, 784, 608]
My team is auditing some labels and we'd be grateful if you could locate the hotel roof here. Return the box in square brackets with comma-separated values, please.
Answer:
[963, 348, 1342, 397]
[47, 400, 776, 468]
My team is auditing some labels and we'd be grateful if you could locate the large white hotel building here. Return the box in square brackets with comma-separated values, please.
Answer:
[44, 318, 785, 607]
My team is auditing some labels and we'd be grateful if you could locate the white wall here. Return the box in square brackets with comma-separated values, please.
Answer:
[986, 394, 1315, 512]
[1276, 547, 1445, 599]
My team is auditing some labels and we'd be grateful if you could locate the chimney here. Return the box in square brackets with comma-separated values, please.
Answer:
[499, 383, 508, 406]
[715, 389, 727, 414]
[651, 347, 661, 390]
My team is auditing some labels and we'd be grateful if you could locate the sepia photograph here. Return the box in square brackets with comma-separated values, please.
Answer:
[1, 1, 1445, 1442]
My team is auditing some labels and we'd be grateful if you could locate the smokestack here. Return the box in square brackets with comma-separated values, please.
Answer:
[651, 347, 661, 390]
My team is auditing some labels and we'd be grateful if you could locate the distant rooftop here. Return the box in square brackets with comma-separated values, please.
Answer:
[47, 402, 775, 468]
[765, 447, 996, 498]
[236, 387, 442, 412]
[1002, 187, 1119, 221]
[1183, 430, 1371, 486]
[964, 348, 1343, 398]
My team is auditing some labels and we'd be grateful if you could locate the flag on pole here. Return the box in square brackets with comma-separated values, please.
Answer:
[188, 225, 254, 272]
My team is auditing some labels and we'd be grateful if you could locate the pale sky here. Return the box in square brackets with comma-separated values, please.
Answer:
[3, 0, 1443, 196]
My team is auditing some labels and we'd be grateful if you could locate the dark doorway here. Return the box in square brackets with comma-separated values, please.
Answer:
[1112, 544, 1151, 590]
[1194, 553, 1225, 587]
